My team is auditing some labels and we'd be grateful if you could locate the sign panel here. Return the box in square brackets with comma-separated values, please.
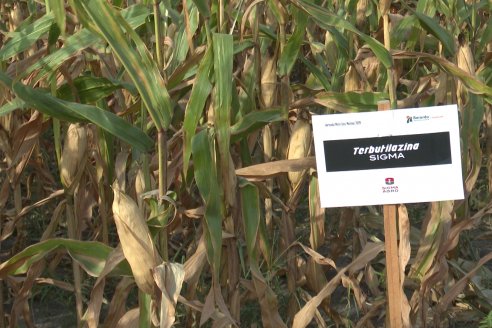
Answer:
[312, 105, 464, 208]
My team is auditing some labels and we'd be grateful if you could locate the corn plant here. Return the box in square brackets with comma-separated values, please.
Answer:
[0, 0, 492, 327]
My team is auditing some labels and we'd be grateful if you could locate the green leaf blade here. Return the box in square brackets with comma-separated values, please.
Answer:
[414, 11, 455, 57]
[183, 47, 213, 174]
[291, 0, 392, 68]
[0, 13, 54, 61]
[80, 0, 172, 130]
[12, 80, 154, 152]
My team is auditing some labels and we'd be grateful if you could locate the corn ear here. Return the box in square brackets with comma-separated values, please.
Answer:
[456, 40, 475, 103]
[344, 65, 361, 92]
[287, 117, 311, 186]
[324, 31, 338, 73]
[112, 185, 160, 294]
[261, 53, 277, 108]
[356, 0, 368, 30]
[60, 123, 87, 190]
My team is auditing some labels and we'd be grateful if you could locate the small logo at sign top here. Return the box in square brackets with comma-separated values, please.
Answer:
[385, 178, 394, 185]
[406, 115, 430, 123]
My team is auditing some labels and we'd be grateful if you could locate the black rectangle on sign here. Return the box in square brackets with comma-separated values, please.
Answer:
[323, 132, 452, 172]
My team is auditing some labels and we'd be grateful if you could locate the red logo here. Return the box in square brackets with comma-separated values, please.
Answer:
[385, 178, 394, 185]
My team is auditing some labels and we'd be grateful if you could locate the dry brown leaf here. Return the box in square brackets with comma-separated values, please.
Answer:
[437, 252, 492, 312]
[201, 286, 216, 326]
[103, 277, 135, 328]
[295, 242, 337, 269]
[177, 295, 228, 323]
[305, 259, 328, 295]
[153, 262, 185, 328]
[183, 235, 207, 283]
[116, 308, 139, 328]
[10, 112, 42, 170]
[251, 269, 287, 328]
[438, 202, 492, 257]
[84, 245, 126, 328]
[398, 205, 412, 328]
[341, 275, 367, 312]
[293, 242, 384, 328]
[1, 189, 64, 241]
[410, 201, 453, 279]
[114, 152, 130, 191]
[235, 157, 316, 180]
[112, 186, 160, 294]
[355, 299, 385, 328]
[34, 278, 74, 291]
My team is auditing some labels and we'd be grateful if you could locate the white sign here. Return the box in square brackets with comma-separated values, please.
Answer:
[312, 105, 464, 208]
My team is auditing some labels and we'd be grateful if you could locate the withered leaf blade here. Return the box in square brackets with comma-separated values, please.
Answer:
[116, 308, 139, 328]
[236, 157, 316, 180]
[293, 242, 384, 328]
[153, 262, 185, 328]
[112, 186, 160, 294]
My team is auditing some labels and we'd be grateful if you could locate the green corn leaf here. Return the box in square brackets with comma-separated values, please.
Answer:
[191, 0, 210, 18]
[80, 0, 172, 130]
[9, 77, 154, 152]
[46, 0, 66, 36]
[325, 26, 349, 59]
[315, 91, 389, 112]
[57, 75, 135, 103]
[24, 5, 151, 83]
[0, 13, 54, 61]
[192, 130, 223, 277]
[0, 238, 131, 277]
[213, 33, 234, 170]
[25, 29, 95, 83]
[183, 47, 213, 174]
[0, 98, 26, 117]
[301, 57, 331, 91]
[291, 0, 392, 69]
[239, 178, 286, 327]
[167, 46, 206, 91]
[414, 11, 455, 57]
[239, 179, 260, 263]
[393, 51, 492, 98]
[0, 72, 13, 88]
[278, 8, 308, 76]
[230, 108, 287, 143]
[480, 16, 492, 50]
[168, 5, 199, 74]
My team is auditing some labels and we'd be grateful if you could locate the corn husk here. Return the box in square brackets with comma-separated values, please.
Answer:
[344, 65, 361, 92]
[324, 31, 338, 72]
[356, 0, 369, 30]
[287, 117, 311, 186]
[456, 41, 475, 104]
[9, 3, 23, 31]
[112, 185, 160, 294]
[60, 123, 87, 190]
[261, 53, 277, 108]
[134, 168, 146, 209]
[379, 0, 391, 16]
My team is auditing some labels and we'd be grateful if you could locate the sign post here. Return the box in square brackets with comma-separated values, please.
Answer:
[378, 100, 403, 328]
[312, 103, 464, 327]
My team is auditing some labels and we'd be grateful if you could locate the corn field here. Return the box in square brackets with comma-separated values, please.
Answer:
[0, 0, 492, 327]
